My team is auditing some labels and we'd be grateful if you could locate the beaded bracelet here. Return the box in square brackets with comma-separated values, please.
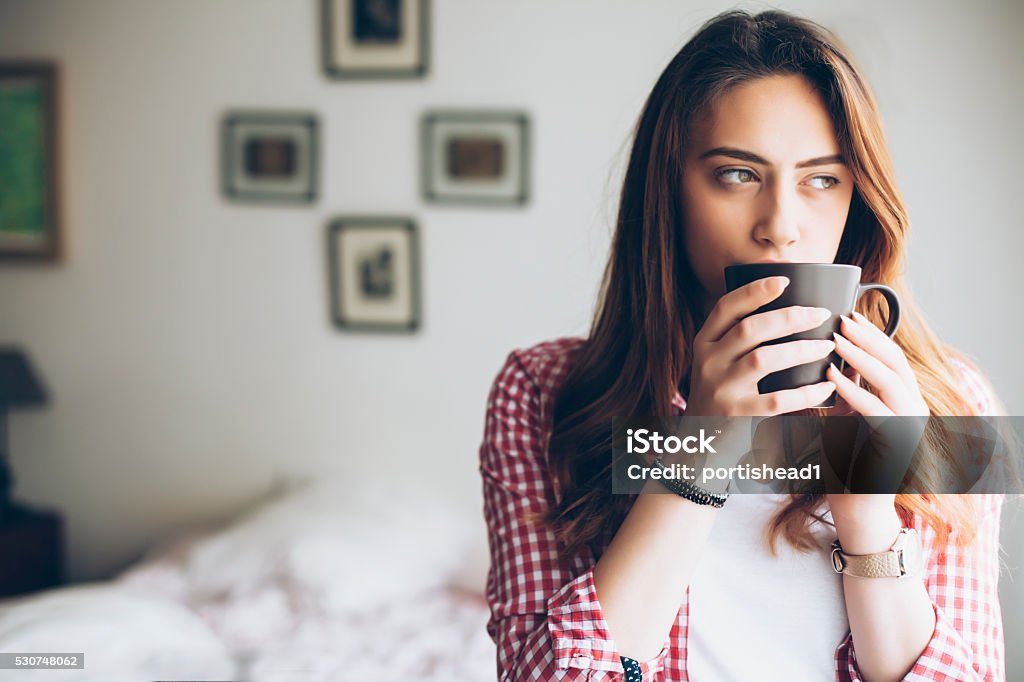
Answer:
[651, 457, 729, 507]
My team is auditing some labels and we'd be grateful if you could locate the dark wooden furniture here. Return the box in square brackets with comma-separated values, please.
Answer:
[0, 504, 63, 599]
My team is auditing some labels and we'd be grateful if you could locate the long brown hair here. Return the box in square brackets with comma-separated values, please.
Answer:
[545, 9, 1000, 562]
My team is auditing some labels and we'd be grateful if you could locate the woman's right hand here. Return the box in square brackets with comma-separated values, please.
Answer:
[685, 276, 837, 416]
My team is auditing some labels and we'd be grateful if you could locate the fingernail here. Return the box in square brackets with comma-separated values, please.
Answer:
[812, 307, 831, 322]
[777, 276, 790, 288]
[840, 314, 853, 325]
[823, 381, 836, 392]
[832, 331, 843, 342]
[852, 311, 868, 322]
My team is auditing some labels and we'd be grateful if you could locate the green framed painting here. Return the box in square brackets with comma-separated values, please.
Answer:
[321, 0, 429, 79]
[327, 216, 421, 333]
[221, 111, 319, 203]
[420, 110, 530, 206]
[0, 62, 59, 262]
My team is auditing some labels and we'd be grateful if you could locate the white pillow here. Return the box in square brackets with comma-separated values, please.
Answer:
[182, 476, 476, 614]
[0, 584, 236, 682]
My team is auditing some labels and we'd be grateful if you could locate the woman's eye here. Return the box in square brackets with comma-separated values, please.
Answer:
[807, 175, 840, 190]
[716, 168, 758, 185]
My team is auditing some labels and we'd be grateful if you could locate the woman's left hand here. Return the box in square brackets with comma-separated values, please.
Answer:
[826, 311, 930, 419]
[825, 311, 929, 522]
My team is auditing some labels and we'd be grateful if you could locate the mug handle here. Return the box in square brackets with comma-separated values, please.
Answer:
[854, 283, 901, 337]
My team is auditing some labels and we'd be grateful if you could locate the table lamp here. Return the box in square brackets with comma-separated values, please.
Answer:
[0, 349, 48, 517]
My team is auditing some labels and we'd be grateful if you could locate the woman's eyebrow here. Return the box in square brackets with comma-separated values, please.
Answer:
[698, 146, 846, 168]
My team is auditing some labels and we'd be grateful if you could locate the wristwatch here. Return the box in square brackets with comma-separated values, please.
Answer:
[830, 527, 924, 579]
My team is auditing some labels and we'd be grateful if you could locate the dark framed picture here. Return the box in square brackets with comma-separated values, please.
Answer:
[321, 0, 429, 79]
[0, 62, 60, 262]
[421, 110, 530, 206]
[327, 217, 421, 333]
[221, 112, 318, 203]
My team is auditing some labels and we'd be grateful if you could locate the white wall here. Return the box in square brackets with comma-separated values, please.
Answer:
[1, 0, 1021, 673]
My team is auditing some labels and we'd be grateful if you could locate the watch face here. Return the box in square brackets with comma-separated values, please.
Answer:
[897, 528, 925, 577]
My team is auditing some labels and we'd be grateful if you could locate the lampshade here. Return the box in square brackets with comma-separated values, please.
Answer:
[0, 349, 48, 406]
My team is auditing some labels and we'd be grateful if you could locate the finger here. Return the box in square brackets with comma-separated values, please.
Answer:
[827, 362, 893, 417]
[828, 364, 861, 417]
[832, 331, 907, 405]
[845, 311, 913, 379]
[738, 339, 836, 381]
[719, 305, 832, 359]
[843, 312, 915, 383]
[749, 380, 837, 416]
[700, 276, 791, 343]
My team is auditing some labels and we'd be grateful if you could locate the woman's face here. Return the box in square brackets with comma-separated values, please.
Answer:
[681, 74, 855, 306]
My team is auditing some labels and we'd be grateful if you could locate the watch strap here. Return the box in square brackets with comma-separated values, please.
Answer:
[832, 543, 902, 577]
[831, 528, 922, 579]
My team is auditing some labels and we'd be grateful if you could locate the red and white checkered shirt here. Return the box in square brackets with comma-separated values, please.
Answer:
[479, 336, 1006, 681]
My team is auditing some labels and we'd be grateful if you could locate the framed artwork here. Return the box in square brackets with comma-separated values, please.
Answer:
[327, 217, 421, 333]
[321, 0, 429, 79]
[421, 110, 530, 206]
[0, 62, 59, 262]
[221, 112, 318, 203]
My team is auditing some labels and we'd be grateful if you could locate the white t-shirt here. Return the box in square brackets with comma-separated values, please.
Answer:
[687, 491, 851, 680]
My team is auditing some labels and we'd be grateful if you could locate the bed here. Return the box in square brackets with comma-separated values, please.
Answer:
[0, 478, 496, 681]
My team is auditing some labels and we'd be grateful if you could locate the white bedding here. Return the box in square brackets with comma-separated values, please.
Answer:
[0, 583, 236, 682]
[0, 478, 496, 682]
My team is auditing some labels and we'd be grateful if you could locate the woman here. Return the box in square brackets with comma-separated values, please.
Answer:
[479, 9, 1006, 682]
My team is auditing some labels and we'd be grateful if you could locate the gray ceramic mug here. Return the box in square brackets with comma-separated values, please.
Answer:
[723, 263, 901, 408]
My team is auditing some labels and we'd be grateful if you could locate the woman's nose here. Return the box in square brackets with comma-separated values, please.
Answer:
[752, 185, 801, 248]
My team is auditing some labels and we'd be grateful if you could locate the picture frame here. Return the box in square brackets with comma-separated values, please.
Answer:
[327, 217, 421, 333]
[0, 62, 60, 262]
[221, 111, 318, 203]
[321, 0, 429, 80]
[421, 110, 530, 206]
